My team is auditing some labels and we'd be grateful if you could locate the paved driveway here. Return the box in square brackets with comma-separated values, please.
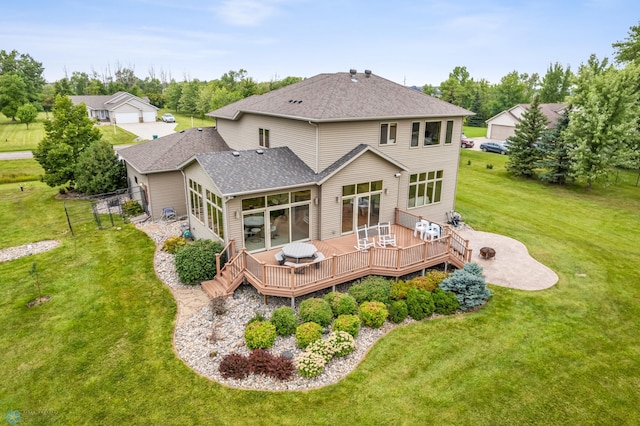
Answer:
[116, 122, 177, 140]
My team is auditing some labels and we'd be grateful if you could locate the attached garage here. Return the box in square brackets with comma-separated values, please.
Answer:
[115, 112, 139, 124]
[143, 111, 157, 123]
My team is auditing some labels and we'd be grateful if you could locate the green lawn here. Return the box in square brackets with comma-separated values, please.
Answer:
[462, 125, 487, 138]
[0, 159, 43, 184]
[1, 151, 639, 424]
[159, 108, 216, 131]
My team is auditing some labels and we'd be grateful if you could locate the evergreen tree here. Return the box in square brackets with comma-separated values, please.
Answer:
[466, 92, 485, 127]
[33, 95, 102, 187]
[506, 95, 548, 177]
[74, 140, 127, 195]
[536, 110, 573, 184]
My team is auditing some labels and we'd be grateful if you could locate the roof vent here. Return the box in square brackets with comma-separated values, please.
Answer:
[365, 69, 372, 78]
[179, 130, 185, 133]
[232, 151, 240, 157]
[256, 149, 264, 155]
[349, 68, 358, 82]
[197, 128, 203, 131]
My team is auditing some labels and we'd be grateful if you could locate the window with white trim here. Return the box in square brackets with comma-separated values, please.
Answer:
[410, 122, 420, 147]
[424, 121, 441, 146]
[206, 190, 224, 239]
[408, 170, 443, 208]
[380, 122, 397, 145]
[445, 120, 453, 144]
[259, 128, 270, 148]
[188, 179, 204, 223]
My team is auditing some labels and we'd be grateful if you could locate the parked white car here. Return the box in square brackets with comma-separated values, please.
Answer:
[162, 113, 176, 123]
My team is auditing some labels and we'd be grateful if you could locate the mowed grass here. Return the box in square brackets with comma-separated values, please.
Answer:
[462, 125, 487, 138]
[1, 151, 640, 424]
[158, 108, 216, 131]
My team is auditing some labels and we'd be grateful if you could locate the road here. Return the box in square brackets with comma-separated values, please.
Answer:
[0, 144, 135, 160]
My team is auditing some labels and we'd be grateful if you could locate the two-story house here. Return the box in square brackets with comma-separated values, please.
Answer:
[180, 70, 472, 253]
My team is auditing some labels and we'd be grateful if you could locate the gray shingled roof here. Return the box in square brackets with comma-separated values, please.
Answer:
[70, 91, 157, 111]
[191, 147, 317, 196]
[207, 72, 473, 122]
[187, 144, 407, 196]
[119, 127, 230, 173]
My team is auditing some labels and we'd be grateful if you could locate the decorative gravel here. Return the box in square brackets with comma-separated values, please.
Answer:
[136, 219, 415, 391]
[0, 240, 61, 263]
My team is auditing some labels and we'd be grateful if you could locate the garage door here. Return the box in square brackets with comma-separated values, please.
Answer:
[115, 112, 139, 124]
[142, 111, 157, 123]
[489, 125, 514, 140]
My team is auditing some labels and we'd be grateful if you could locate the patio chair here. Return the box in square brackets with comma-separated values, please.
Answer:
[355, 225, 375, 251]
[161, 207, 177, 221]
[423, 223, 441, 241]
[414, 219, 430, 239]
[377, 221, 396, 247]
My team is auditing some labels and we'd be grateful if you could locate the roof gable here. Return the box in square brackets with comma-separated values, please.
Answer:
[207, 72, 473, 122]
[119, 127, 229, 173]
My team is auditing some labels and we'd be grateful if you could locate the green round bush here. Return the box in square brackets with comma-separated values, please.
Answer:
[174, 239, 225, 285]
[325, 331, 356, 357]
[244, 321, 276, 350]
[348, 276, 392, 304]
[163, 236, 186, 254]
[299, 298, 333, 327]
[324, 291, 358, 317]
[433, 288, 460, 315]
[270, 306, 298, 336]
[359, 301, 388, 328]
[406, 288, 435, 320]
[388, 300, 409, 323]
[295, 322, 323, 349]
[306, 338, 334, 362]
[295, 350, 326, 378]
[391, 280, 412, 300]
[332, 314, 361, 337]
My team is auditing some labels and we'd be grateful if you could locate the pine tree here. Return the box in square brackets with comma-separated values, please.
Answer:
[536, 110, 573, 184]
[74, 140, 127, 195]
[506, 95, 548, 177]
[466, 92, 485, 127]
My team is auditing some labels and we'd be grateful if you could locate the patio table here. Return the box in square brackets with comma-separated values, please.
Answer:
[281, 242, 318, 263]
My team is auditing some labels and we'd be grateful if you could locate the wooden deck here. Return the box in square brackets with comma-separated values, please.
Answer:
[202, 211, 472, 302]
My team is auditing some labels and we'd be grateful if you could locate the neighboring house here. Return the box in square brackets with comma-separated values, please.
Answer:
[486, 103, 567, 140]
[118, 127, 229, 220]
[178, 70, 473, 252]
[70, 91, 158, 124]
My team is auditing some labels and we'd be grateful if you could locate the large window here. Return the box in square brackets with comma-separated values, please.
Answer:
[206, 190, 224, 239]
[188, 179, 204, 223]
[341, 180, 382, 233]
[380, 123, 397, 145]
[445, 120, 453, 144]
[410, 122, 420, 147]
[259, 128, 270, 148]
[408, 170, 443, 208]
[424, 121, 441, 146]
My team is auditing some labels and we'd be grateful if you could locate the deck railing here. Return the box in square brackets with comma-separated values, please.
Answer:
[211, 209, 470, 298]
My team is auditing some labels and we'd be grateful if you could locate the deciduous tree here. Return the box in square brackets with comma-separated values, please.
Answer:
[0, 73, 28, 120]
[33, 95, 102, 187]
[613, 21, 640, 64]
[16, 103, 38, 129]
[539, 62, 573, 103]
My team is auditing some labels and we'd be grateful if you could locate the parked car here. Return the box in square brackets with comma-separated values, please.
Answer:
[162, 113, 176, 123]
[479, 141, 509, 154]
[460, 134, 474, 148]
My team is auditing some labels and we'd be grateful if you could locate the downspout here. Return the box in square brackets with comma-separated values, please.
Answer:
[180, 169, 192, 234]
[308, 121, 319, 173]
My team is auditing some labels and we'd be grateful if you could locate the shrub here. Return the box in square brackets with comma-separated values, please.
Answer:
[463, 262, 484, 278]
[219, 353, 251, 380]
[324, 291, 358, 317]
[388, 300, 409, 323]
[406, 288, 435, 320]
[269, 354, 296, 381]
[439, 264, 492, 311]
[391, 280, 412, 300]
[332, 314, 361, 337]
[359, 301, 388, 328]
[270, 306, 298, 336]
[247, 349, 295, 380]
[325, 331, 356, 357]
[306, 338, 334, 362]
[244, 321, 276, 350]
[210, 296, 227, 316]
[295, 322, 323, 349]
[411, 270, 449, 292]
[348, 276, 392, 304]
[174, 239, 224, 285]
[122, 199, 143, 216]
[163, 236, 186, 254]
[247, 311, 266, 324]
[433, 288, 460, 315]
[299, 298, 333, 327]
[295, 351, 326, 378]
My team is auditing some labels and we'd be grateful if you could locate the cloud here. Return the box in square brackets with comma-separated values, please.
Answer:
[216, 0, 283, 27]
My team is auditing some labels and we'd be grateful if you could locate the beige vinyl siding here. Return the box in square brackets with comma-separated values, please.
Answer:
[147, 171, 186, 219]
[183, 162, 218, 241]
[317, 121, 378, 171]
[318, 151, 399, 241]
[216, 115, 317, 169]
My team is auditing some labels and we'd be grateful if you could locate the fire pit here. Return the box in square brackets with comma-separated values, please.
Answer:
[479, 247, 496, 260]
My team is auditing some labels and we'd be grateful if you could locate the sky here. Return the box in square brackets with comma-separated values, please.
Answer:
[1, 0, 638, 87]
